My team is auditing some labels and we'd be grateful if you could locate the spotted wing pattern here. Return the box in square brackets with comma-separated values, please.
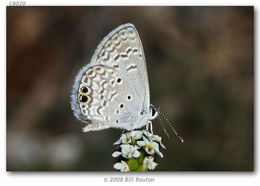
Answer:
[77, 65, 141, 130]
[91, 24, 150, 112]
[71, 23, 151, 131]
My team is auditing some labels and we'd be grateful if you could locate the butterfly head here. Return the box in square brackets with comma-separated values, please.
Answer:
[149, 105, 159, 120]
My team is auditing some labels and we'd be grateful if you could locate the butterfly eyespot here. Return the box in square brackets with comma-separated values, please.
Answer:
[120, 104, 124, 108]
[116, 110, 119, 114]
[79, 95, 90, 104]
[127, 95, 131, 100]
[80, 86, 89, 94]
[116, 120, 119, 123]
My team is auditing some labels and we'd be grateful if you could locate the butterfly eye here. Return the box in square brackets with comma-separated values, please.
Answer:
[150, 107, 159, 119]
[151, 108, 156, 117]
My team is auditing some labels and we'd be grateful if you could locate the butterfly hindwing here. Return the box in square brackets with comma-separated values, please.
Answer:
[78, 65, 142, 129]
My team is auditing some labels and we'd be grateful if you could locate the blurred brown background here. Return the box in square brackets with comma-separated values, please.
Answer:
[7, 6, 254, 171]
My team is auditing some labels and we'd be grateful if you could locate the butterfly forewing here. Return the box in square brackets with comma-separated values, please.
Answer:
[91, 24, 150, 111]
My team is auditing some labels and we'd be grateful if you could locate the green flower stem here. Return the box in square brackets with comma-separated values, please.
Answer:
[127, 149, 148, 171]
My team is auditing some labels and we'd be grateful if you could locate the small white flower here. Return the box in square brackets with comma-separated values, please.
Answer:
[114, 133, 131, 145]
[121, 144, 140, 159]
[130, 130, 144, 140]
[143, 156, 158, 170]
[112, 151, 122, 158]
[143, 131, 166, 149]
[137, 136, 163, 158]
[113, 161, 129, 172]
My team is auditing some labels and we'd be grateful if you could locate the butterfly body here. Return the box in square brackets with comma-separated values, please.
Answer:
[71, 23, 158, 132]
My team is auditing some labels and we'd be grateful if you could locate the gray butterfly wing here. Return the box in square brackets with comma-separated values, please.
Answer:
[92, 23, 150, 111]
[71, 23, 150, 131]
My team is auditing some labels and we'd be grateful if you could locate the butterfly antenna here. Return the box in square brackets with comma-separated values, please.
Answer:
[158, 113, 170, 138]
[159, 109, 184, 143]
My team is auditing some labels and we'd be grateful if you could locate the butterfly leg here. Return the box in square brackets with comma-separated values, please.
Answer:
[146, 121, 153, 134]
[149, 121, 153, 135]
[146, 123, 149, 131]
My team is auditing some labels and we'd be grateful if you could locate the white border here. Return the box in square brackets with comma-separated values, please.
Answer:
[1, 1, 258, 186]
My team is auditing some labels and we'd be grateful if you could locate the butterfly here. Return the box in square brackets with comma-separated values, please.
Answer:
[71, 23, 159, 132]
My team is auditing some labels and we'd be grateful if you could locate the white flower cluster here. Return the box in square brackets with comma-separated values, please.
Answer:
[112, 130, 166, 172]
